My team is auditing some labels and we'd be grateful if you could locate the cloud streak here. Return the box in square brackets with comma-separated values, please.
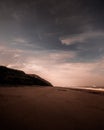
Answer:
[60, 32, 104, 45]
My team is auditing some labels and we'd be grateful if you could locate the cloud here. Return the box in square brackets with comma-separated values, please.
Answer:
[0, 44, 23, 66]
[60, 31, 104, 45]
[0, 0, 104, 86]
[8, 57, 104, 87]
[13, 38, 27, 44]
[58, 31, 104, 62]
[3, 44, 104, 86]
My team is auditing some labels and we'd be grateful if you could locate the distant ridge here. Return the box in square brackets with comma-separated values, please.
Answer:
[0, 66, 53, 86]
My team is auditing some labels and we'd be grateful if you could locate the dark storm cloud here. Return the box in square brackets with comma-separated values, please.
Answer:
[1, 0, 104, 86]
[0, 0, 104, 61]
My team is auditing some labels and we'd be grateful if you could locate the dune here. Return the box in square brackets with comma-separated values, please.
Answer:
[0, 86, 104, 130]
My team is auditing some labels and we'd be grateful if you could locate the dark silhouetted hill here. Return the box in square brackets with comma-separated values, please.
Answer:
[0, 66, 53, 86]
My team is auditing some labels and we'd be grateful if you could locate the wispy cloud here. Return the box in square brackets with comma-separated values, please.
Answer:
[60, 31, 104, 45]
[13, 38, 27, 44]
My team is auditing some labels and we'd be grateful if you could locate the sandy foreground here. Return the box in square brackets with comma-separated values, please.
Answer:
[0, 86, 104, 130]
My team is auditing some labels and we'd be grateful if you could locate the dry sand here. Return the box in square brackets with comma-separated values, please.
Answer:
[0, 86, 104, 130]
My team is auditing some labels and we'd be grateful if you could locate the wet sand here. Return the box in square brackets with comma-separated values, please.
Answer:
[0, 86, 104, 130]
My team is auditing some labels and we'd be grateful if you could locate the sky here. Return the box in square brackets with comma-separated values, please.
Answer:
[0, 0, 104, 87]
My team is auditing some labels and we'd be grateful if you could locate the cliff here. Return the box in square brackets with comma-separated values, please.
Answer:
[0, 66, 53, 86]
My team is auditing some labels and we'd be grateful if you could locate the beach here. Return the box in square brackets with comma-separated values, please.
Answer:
[0, 86, 104, 130]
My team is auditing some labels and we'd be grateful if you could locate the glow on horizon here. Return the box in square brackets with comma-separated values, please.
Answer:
[5, 54, 104, 87]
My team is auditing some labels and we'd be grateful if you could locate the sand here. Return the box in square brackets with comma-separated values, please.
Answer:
[0, 86, 104, 130]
